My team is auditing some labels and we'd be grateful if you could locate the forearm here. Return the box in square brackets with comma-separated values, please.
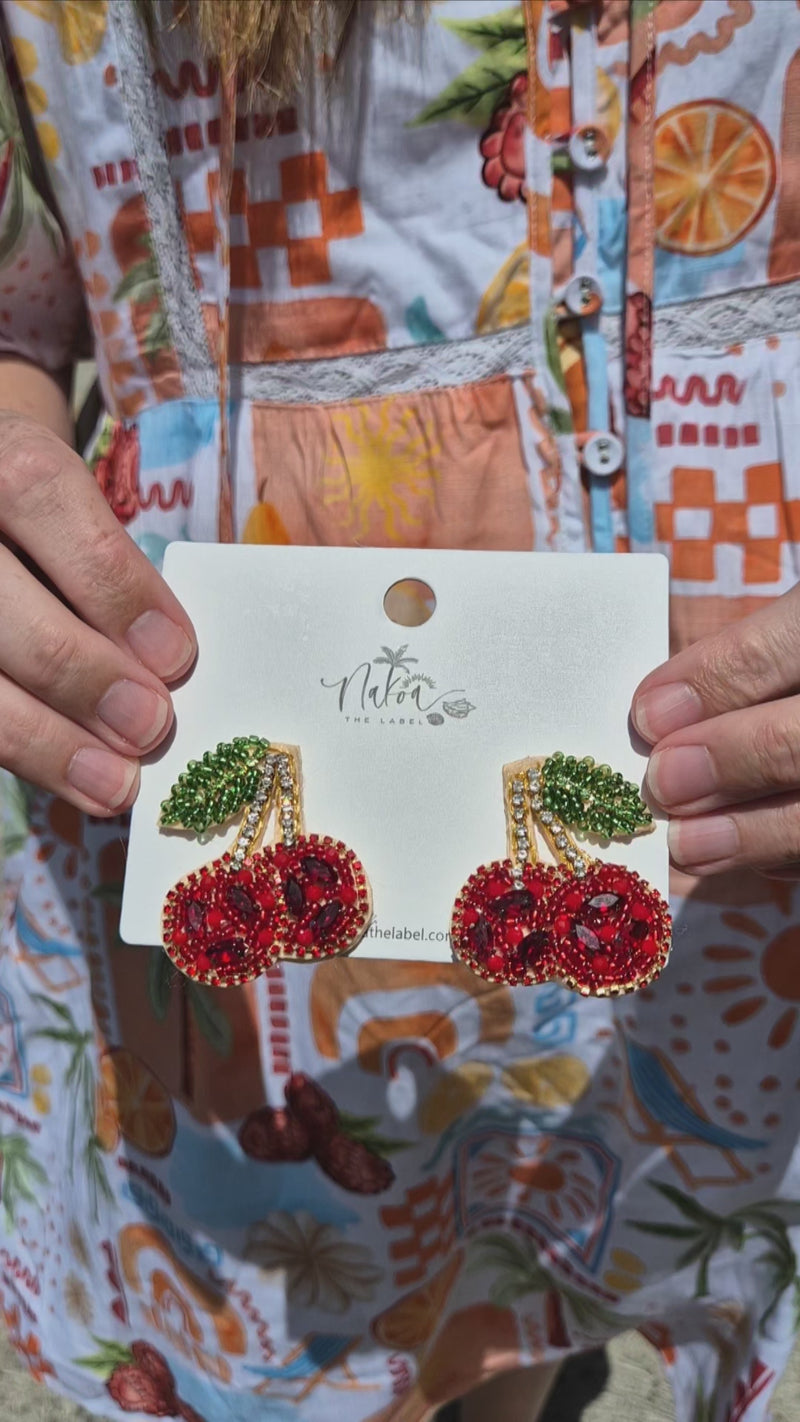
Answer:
[0, 356, 74, 445]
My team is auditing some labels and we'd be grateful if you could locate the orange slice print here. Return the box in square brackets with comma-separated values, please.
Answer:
[654, 100, 775, 256]
[95, 1053, 121, 1153]
[372, 1250, 463, 1352]
[101, 1048, 176, 1157]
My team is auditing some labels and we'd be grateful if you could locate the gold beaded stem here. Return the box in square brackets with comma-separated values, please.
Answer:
[502, 758, 538, 876]
[229, 752, 278, 869]
[228, 743, 304, 870]
[274, 746, 303, 849]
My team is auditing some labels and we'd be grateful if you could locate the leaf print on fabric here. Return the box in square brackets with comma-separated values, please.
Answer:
[0, 57, 59, 265]
[31, 994, 112, 1217]
[185, 982, 234, 1058]
[629, 1182, 800, 1327]
[468, 1232, 625, 1342]
[0, 1130, 46, 1228]
[15, 1, 109, 65]
[245, 1211, 383, 1313]
[442, 6, 527, 48]
[411, 6, 525, 129]
[113, 231, 172, 356]
[0, 775, 32, 860]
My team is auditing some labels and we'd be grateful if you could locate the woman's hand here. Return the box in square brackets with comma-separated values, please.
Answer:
[0, 410, 196, 815]
[631, 585, 800, 876]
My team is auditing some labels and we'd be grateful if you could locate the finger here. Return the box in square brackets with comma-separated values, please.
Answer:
[0, 417, 196, 681]
[645, 694, 800, 814]
[756, 864, 800, 881]
[668, 794, 800, 876]
[0, 669, 139, 816]
[630, 583, 800, 744]
[0, 543, 172, 753]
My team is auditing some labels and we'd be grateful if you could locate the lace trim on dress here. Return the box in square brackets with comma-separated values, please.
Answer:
[601, 279, 800, 359]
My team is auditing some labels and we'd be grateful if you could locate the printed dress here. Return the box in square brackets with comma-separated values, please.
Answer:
[1, 3, 800, 1420]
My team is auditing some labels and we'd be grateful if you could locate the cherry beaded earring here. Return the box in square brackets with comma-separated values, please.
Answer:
[160, 737, 372, 986]
[451, 753, 672, 996]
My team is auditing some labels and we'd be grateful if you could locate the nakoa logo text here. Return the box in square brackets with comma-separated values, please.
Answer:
[321, 645, 475, 727]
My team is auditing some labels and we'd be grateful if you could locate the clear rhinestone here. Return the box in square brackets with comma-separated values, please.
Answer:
[556, 834, 568, 849]
[541, 811, 554, 825]
[565, 847, 578, 861]
[513, 808, 525, 823]
[530, 797, 542, 811]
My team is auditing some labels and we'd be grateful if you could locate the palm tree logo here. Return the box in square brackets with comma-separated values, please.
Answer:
[373, 645, 418, 673]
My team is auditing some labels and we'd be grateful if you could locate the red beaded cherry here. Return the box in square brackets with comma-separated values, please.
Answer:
[162, 851, 282, 986]
[451, 860, 566, 985]
[271, 837, 372, 962]
[548, 862, 671, 995]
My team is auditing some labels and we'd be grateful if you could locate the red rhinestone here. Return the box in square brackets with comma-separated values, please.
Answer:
[554, 914, 572, 935]
[591, 953, 610, 974]
[487, 952, 505, 974]
[171, 928, 188, 947]
[486, 875, 507, 898]
[295, 928, 313, 947]
[631, 901, 650, 921]
[340, 886, 356, 906]
[196, 952, 211, 973]
[611, 877, 630, 895]
[237, 868, 254, 884]
[206, 908, 224, 930]
[641, 936, 659, 957]
[506, 924, 525, 948]
[598, 923, 617, 944]
[257, 928, 273, 949]
[564, 889, 583, 912]
[306, 884, 324, 903]
[462, 907, 479, 927]
[256, 890, 276, 909]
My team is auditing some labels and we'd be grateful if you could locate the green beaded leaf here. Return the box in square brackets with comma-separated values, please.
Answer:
[159, 736, 270, 833]
[541, 752, 653, 839]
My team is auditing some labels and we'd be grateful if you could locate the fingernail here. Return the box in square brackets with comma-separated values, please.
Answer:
[647, 746, 716, 807]
[668, 815, 739, 868]
[633, 683, 704, 742]
[126, 610, 194, 680]
[97, 679, 170, 749]
[67, 747, 138, 810]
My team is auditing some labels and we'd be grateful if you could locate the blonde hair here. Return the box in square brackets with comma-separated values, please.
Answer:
[138, 0, 422, 100]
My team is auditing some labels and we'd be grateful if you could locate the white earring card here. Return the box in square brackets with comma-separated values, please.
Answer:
[121, 545, 669, 962]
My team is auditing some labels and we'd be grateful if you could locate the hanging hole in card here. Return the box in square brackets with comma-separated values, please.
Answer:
[383, 578, 437, 627]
